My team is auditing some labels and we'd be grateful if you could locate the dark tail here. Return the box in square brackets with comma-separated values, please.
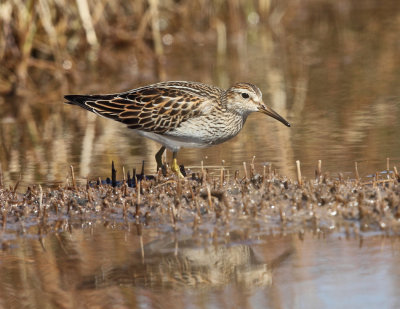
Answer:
[64, 95, 92, 111]
[64, 94, 115, 112]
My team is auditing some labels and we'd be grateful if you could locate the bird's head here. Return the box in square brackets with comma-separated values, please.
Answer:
[225, 83, 291, 127]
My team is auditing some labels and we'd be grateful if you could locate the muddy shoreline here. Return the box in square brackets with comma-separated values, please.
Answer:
[1, 160, 399, 250]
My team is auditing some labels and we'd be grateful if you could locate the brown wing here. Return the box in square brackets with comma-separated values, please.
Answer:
[64, 83, 215, 134]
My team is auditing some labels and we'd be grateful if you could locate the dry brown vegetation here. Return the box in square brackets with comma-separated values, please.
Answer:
[2, 0, 400, 96]
[1, 159, 400, 251]
[0, 0, 274, 95]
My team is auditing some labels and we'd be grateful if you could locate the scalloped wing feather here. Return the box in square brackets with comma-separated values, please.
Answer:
[65, 84, 215, 134]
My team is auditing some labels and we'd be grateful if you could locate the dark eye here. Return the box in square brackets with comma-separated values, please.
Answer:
[241, 93, 250, 99]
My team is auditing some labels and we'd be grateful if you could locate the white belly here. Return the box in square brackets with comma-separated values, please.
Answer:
[136, 130, 209, 151]
[135, 114, 245, 152]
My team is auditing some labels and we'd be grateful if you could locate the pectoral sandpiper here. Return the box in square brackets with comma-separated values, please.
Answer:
[64, 81, 290, 177]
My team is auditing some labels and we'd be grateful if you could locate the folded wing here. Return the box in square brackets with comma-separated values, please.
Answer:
[64, 84, 208, 134]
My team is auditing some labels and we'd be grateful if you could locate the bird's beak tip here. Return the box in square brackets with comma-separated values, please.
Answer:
[258, 104, 291, 128]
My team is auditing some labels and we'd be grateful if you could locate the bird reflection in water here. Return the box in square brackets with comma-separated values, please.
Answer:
[79, 236, 292, 291]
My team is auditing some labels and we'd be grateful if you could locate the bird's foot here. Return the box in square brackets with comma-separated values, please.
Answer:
[171, 158, 184, 178]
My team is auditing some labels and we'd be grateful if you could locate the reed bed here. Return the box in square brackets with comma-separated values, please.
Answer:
[1, 158, 400, 249]
[3, 0, 397, 95]
[0, 0, 272, 94]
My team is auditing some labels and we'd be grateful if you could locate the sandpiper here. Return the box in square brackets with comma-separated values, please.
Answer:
[64, 81, 290, 176]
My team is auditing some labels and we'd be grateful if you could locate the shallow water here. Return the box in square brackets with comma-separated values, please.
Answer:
[1, 0, 400, 187]
[0, 225, 399, 309]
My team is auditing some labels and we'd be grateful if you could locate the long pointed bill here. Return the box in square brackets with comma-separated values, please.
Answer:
[259, 104, 291, 127]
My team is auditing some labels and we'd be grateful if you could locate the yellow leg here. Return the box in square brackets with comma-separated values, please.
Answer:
[171, 152, 184, 178]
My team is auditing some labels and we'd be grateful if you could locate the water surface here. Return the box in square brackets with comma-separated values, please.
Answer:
[0, 225, 398, 309]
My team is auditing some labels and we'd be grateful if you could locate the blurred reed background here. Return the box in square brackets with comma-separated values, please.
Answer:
[0, 0, 400, 187]
[0, 0, 277, 95]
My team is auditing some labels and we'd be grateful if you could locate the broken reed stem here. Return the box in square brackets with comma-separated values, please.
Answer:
[189, 185, 195, 201]
[316, 160, 322, 180]
[355, 162, 360, 182]
[296, 160, 302, 186]
[39, 184, 43, 214]
[2, 204, 6, 231]
[263, 165, 266, 184]
[162, 150, 166, 167]
[87, 183, 93, 203]
[220, 160, 225, 186]
[202, 168, 208, 184]
[136, 180, 141, 218]
[243, 162, 248, 180]
[394, 166, 399, 180]
[0, 162, 3, 188]
[132, 169, 137, 187]
[140, 161, 145, 178]
[70, 165, 76, 190]
[268, 164, 272, 180]
[123, 200, 128, 219]
[387, 157, 390, 171]
[137, 180, 141, 206]
[250, 156, 255, 178]
[13, 174, 21, 193]
[234, 170, 239, 181]
[169, 203, 177, 229]
[111, 161, 117, 188]
[177, 177, 182, 197]
[122, 180, 128, 196]
[156, 168, 162, 182]
[190, 186, 200, 216]
[206, 185, 213, 211]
